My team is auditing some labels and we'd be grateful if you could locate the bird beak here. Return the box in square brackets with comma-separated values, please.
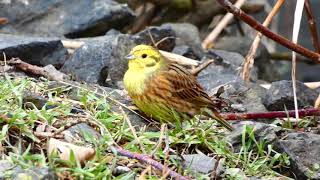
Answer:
[125, 54, 135, 60]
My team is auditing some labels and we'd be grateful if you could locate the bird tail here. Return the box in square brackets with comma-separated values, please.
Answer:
[204, 108, 234, 131]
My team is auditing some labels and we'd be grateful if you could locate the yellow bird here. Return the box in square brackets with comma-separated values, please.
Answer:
[123, 45, 234, 131]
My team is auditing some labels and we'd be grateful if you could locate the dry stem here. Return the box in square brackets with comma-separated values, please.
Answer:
[304, 0, 320, 53]
[241, 0, 284, 81]
[202, 0, 247, 49]
[215, 0, 320, 63]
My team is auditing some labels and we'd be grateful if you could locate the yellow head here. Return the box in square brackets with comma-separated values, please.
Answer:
[123, 45, 166, 95]
[125, 45, 165, 74]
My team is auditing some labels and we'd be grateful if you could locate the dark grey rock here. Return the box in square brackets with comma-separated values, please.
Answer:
[214, 36, 279, 81]
[226, 122, 282, 152]
[274, 132, 320, 180]
[198, 50, 265, 113]
[61, 32, 137, 86]
[0, 0, 135, 38]
[182, 154, 225, 174]
[162, 23, 203, 58]
[172, 45, 198, 60]
[112, 166, 131, 176]
[263, 80, 318, 111]
[199, 49, 258, 82]
[62, 26, 176, 87]
[13, 167, 57, 180]
[0, 34, 67, 67]
[63, 123, 102, 143]
[135, 25, 176, 52]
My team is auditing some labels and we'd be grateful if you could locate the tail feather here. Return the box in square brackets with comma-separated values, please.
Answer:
[204, 108, 234, 131]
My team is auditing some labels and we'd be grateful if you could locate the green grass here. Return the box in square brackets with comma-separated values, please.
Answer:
[0, 75, 291, 179]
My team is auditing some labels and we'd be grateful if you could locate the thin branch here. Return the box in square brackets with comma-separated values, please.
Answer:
[315, 94, 320, 108]
[304, 0, 320, 53]
[215, 0, 320, 63]
[221, 108, 320, 120]
[113, 146, 190, 180]
[190, 59, 214, 76]
[202, 0, 247, 49]
[241, 0, 284, 81]
[0, 17, 8, 25]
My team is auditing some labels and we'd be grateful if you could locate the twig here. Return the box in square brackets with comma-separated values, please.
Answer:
[113, 146, 190, 180]
[241, 0, 284, 81]
[159, 50, 200, 66]
[0, 17, 8, 25]
[221, 108, 320, 120]
[215, 0, 320, 63]
[120, 107, 146, 154]
[190, 59, 214, 76]
[130, 3, 156, 34]
[8, 58, 46, 76]
[202, 0, 247, 49]
[304, 0, 320, 53]
[61, 40, 84, 49]
[315, 94, 320, 108]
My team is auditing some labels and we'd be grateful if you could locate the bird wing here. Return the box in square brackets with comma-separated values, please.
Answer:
[165, 63, 213, 107]
[165, 63, 234, 131]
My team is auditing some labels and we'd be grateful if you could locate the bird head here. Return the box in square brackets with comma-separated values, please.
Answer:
[125, 45, 165, 74]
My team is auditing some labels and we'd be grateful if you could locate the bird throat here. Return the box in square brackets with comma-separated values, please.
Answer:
[124, 68, 159, 96]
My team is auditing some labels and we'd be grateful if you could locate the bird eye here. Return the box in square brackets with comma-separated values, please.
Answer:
[141, 54, 147, 58]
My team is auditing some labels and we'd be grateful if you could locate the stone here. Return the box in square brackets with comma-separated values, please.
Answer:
[0, 34, 67, 67]
[214, 36, 279, 81]
[63, 123, 102, 143]
[198, 50, 266, 113]
[135, 25, 176, 52]
[226, 121, 282, 152]
[61, 32, 137, 86]
[274, 132, 320, 179]
[1, 164, 58, 180]
[0, 0, 135, 38]
[162, 23, 203, 58]
[181, 154, 225, 174]
[263, 80, 318, 111]
[172, 45, 198, 60]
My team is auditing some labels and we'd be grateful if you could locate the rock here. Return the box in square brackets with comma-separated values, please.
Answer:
[181, 154, 225, 174]
[199, 49, 259, 83]
[63, 123, 102, 143]
[0, 0, 135, 38]
[0, 34, 67, 67]
[263, 80, 318, 111]
[162, 23, 203, 58]
[61, 32, 137, 86]
[226, 122, 282, 152]
[198, 50, 266, 113]
[172, 45, 198, 60]
[62, 26, 176, 87]
[7, 165, 57, 180]
[135, 25, 176, 52]
[274, 132, 320, 179]
[112, 166, 131, 176]
[214, 36, 279, 81]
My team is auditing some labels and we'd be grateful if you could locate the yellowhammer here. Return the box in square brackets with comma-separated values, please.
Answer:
[123, 45, 234, 131]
